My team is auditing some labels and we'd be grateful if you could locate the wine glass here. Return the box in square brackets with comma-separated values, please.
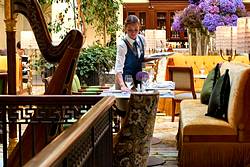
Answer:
[148, 69, 154, 87]
[125, 75, 133, 90]
[141, 75, 149, 91]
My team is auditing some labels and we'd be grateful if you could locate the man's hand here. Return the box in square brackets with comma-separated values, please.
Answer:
[120, 85, 130, 92]
[116, 72, 130, 92]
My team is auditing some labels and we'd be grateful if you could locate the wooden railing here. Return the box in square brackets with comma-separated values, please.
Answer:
[0, 95, 115, 167]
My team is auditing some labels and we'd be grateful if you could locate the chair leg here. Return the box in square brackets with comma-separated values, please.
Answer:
[171, 99, 176, 122]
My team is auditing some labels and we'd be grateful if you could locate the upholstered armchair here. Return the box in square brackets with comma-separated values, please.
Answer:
[168, 66, 198, 122]
[113, 91, 159, 167]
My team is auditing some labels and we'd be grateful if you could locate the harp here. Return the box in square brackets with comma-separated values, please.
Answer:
[5, 0, 84, 166]
[12, 0, 84, 95]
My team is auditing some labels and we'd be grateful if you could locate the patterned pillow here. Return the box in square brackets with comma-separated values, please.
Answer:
[200, 63, 220, 104]
[206, 69, 230, 121]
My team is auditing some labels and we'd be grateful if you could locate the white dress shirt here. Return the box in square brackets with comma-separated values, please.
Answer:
[115, 34, 146, 74]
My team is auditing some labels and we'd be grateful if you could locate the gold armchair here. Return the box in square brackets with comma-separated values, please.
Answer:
[168, 66, 197, 122]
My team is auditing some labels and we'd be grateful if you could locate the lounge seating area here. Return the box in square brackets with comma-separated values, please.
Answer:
[158, 55, 249, 115]
[178, 62, 250, 167]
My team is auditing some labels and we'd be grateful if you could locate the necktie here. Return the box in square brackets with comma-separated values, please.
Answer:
[134, 41, 139, 56]
[133, 41, 138, 50]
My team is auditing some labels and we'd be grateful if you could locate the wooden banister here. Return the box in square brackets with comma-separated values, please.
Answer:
[23, 96, 115, 167]
[0, 95, 114, 166]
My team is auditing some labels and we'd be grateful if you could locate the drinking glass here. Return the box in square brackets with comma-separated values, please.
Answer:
[141, 75, 149, 91]
[148, 69, 154, 87]
[125, 75, 133, 90]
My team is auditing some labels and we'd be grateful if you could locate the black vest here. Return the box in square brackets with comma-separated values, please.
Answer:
[122, 36, 144, 87]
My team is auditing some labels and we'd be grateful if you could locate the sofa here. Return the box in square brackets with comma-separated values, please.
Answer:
[0, 55, 21, 93]
[157, 55, 249, 115]
[178, 61, 250, 167]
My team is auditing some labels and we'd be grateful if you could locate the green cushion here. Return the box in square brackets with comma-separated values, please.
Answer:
[206, 69, 230, 121]
[74, 74, 81, 90]
[84, 88, 101, 92]
[71, 77, 78, 92]
[200, 64, 220, 104]
[71, 75, 81, 92]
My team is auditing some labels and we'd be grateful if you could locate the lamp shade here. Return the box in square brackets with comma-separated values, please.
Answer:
[215, 26, 237, 54]
[237, 17, 250, 54]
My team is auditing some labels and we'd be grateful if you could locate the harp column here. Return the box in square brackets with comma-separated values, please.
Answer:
[4, 0, 18, 142]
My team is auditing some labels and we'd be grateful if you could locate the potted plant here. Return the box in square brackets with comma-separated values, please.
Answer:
[76, 43, 116, 86]
[33, 55, 56, 79]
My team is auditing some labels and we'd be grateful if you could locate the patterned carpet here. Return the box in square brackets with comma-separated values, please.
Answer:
[150, 113, 179, 167]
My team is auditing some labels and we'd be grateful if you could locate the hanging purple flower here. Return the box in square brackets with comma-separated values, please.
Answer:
[199, 0, 246, 32]
[172, 4, 203, 32]
[172, 17, 184, 32]
[172, 11, 185, 32]
[198, 1, 210, 13]
[220, 0, 236, 14]
[173, 0, 246, 32]
[182, 4, 203, 28]
[202, 13, 223, 32]
[209, 6, 220, 14]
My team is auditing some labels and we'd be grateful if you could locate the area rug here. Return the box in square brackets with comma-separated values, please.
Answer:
[153, 113, 178, 146]
[149, 113, 179, 167]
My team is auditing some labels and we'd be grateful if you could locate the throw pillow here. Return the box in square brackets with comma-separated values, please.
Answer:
[200, 63, 220, 104]
[206, 69, 230, 121]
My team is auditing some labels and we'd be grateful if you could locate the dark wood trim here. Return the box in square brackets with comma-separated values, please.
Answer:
[6, 31, 17, 139]
[123, 2, 188, 41]
[244, 3, 250, 11]
[6, 31, 16, 95]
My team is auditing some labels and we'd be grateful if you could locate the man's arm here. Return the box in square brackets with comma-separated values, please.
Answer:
[115, 72, 129, 92]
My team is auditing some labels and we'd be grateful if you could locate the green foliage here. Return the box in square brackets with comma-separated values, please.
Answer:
[81, 0, 122, 43]
[33, 52, 56, 78]
[39, 0, 122, 44]
[38, 0, 53, 5]
[33, 56, 55, 73]
[76, 43, 116, 84]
